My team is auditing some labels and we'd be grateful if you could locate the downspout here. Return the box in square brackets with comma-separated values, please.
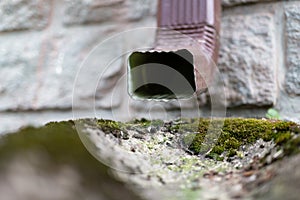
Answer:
[128, 0, 221, 100]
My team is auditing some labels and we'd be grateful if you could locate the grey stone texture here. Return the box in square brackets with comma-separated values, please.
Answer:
[0, 25, 126, 111]
[255, 154, 300, 200]
[0, 110, 113, 135]
[285, 4, 300, 95]
[0, 0, 300, 131]
[219, 12, 277, 107]
[35, 26, 125, 110]
[124, 0, 157, 21]
[0, 36, 41, 111]
[63, 0, 157, 26]
[71, 27, 124, 110]
[38, 30, 97, 109]
[222, 0, 278, 7]
[63, 0, 125, 25]
[0, 0, 51, 32]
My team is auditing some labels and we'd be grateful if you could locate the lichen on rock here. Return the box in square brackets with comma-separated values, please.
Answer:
[1, 117, 300, 200]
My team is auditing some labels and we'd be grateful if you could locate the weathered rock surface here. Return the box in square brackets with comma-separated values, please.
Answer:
[34, 28, 123, 110]
[0, 37, 41, 111]
[124, 0, 157, 21]
[1, 0, 300, 145]
[254, 154, 300, 200]
[1, 118, 300, 200]
[0, 26, 124, 111]
[80, 118, 300, 200]
[284, 4, 300, 95]
[222, 0, 279, 7]
[219, 12, 277, 107]
[63, 0, 125, 25]
[0, 0, 51, 32]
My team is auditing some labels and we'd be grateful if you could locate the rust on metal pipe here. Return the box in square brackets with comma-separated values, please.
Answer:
[128, 0, 221, 100]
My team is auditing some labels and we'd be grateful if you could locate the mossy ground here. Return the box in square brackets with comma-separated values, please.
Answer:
[94, 117, 300, 162]
[1, 118, 300, 200]
[178, 118, 300, 161]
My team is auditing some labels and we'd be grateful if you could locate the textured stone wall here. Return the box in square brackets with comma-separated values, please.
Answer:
[219, 1, 300, 123]
[1, 0, 300, 133]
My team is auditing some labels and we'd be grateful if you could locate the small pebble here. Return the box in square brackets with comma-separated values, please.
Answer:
[130, 147, 136, 152]
[133, 133, 145, 139]
[273, 149, 283, 159]
[243, 170, 255, 177]
[147, 126, 157, 133]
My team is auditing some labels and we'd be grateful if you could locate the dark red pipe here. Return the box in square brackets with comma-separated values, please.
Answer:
[128, 0, 221, 100]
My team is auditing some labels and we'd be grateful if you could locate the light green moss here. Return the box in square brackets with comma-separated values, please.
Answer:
[129, 118, 164, 128]
[181, 118, 300, 160]
[96, 119, 121, 133]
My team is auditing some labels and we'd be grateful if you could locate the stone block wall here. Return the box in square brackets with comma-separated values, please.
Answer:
[220, 0, 300, 122]
[0, 0, 300, 133]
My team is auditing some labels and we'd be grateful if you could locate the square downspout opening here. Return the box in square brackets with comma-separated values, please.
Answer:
[128, 49, 196, 100]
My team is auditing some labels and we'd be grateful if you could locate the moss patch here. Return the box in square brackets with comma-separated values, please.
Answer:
[94, 118, 300, 161]
[180, 118, 300, 159]
[128, 118, 164, 128]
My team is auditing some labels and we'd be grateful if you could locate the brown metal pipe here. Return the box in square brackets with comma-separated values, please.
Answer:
[128, 0, 221, 100]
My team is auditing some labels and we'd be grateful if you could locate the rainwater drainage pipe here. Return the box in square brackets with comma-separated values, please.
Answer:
[128, 0, 221, 100]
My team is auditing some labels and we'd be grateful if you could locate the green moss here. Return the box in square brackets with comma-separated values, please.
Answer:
[95, 118, 130, 139]
[131, 118, 151, 126]
[86, 118, 300, 162]
[224, 137, 241, 149]
[181, 118, 300, 160]
[212, 145, 225, 155]
[97, 119, 121, 133]
[170, 119, 202, 133]
[169, 157, 204, 172]
[275, 132, 292, 145]
[283, 137, 300, 156]
[227, 149, 237, 157]
[170, 124, 180, 133]
[182, 189, 200, 200]
[0, 120, 106, 179]
[205, 152, 224, 161]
